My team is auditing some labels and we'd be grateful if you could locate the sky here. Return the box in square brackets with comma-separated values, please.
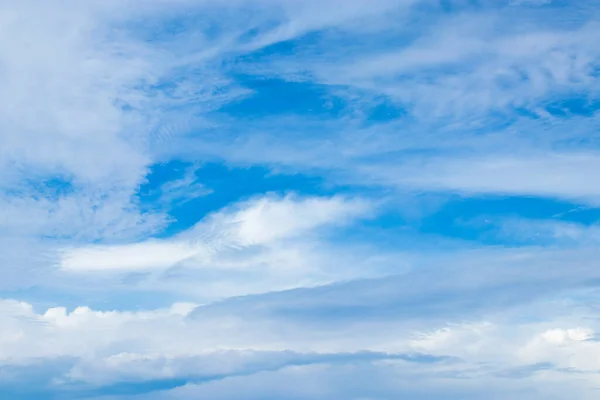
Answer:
[1, 0, 600, 398]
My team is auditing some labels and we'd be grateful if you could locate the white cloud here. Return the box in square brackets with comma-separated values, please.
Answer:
[2, 0, 597, 245]
[2, 290, 600, 398]
[0, 1, 163, 241]
[3, 1, 600, 398]
[362, 152, 600, 204]
[55, 194, 382, 300]
[216, 194, 371, 246]
[156, 165, 212, 207]
[264, 3, 600, 120]
[164, 1, 600, 207]
[60, 194, 371, 271]
[59, 241, 201, 272]
[0, 0, 401, 299]
[489, 218, 600, 244]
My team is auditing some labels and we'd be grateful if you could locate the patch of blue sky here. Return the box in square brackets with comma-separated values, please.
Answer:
[544, 96, 600, 118]
[90, 378, 192, 398]
[138, 160, 190, 199]
[297, 191, 600, 251]
[218, 76, 348, 119]
[138, 161, 342, 237]
[210, 79, 409, 145]
[238, 30, 324, 59]
[138, 157, 600, 250]
[416, 195, 600, 244]
[362, 97, 406, 125]
[0, 283, 181, 313]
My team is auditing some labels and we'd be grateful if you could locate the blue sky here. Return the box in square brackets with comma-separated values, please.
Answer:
[2, 0, 600, 398]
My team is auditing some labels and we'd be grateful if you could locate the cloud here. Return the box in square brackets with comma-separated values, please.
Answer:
[210, 194, 371, 246]
[153, 0, 600, 208]
[56, 194, 381, 300]
[489, 218, 600, 245]
[361, 152, 600, 204]
[0, 1, 160, 242]
[0, 298, 460, 398]
[134, 363, 558, 400]
[59, 194, 371, 271]
[3, 0, 600, 398]
[2, 277, 600, 399]
[510, 0, 553, 5]
[155, 165, 212, 207]
[59, 240, 201, 272]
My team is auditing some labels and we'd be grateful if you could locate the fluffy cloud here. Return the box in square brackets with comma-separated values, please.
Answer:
[2, 285, 600, 399]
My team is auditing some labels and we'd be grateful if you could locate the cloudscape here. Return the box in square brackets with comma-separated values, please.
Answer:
[2, 0, 600, 399]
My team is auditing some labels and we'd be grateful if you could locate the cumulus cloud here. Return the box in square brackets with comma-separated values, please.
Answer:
[2, 279, 600, 399]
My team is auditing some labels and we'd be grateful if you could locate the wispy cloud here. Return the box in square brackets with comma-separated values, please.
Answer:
[57, 194, 380, 300]
[3, 0, 600, 398]
[59, 194, 372, 270]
